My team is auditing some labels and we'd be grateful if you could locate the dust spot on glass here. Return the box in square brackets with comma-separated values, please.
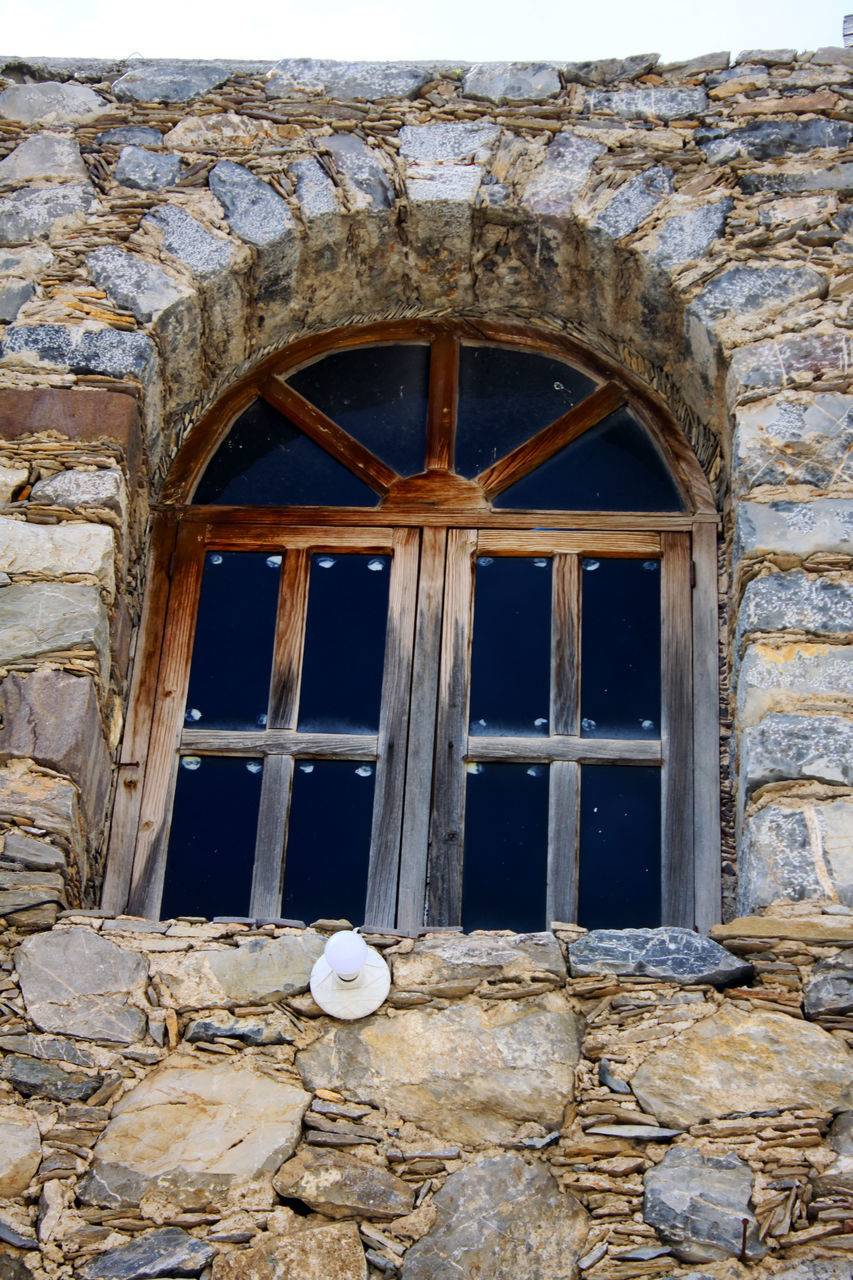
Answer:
[553, 381, 564, 391]
[478, 557, 493, 567]
[534, 717, 547, 727]
[185, 707, 202, 723]
[642, 560, 659, 571]
[317, 556, 336, 569]
[266, 555, 282, 568]
[257, 713, 267, 727]
[477, 718, 487, 727]
[582, 717, 597, 732]
[593, 806, 599, 813]
[466, 762, 482, 775]
[640, 719, 655, 731]
[584, 559, 600, 572]
[355, 765, 373, 778]
[181, 756, 202, 771]
[533, 558, 548, 568]
[209, 553, 223, 566]
[246, 761, 262, 774]
[299, 763, 314, 773]
[367, 558, 386, 572]
[526, 766, 542, 777]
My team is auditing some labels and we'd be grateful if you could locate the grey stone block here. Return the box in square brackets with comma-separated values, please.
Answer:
[208, 160, 296, 248]
[736, 47, 797, 65]
[143, 204, 235, 278]
[114, 146, 181, 192]
[741, 712, 853, 794]
[521, 132, 606, 218]
[87, 246, 183, 322]
[95, 126, 163, 147]
[273, 1147, 414, 1220]
[0, 1032, 95, 1068]
[563, 54, 659, 85]
[324, 134, 393, 209]
[0, 278, 33, 323]
[741, 164, 853, 196]
[183, 1013, 289, 1046]
[585, 87, 707, 120]
[702, 118, 853, 164]
[400, 122, 500, 164]
[738, 640, 853, 726]
[462, 63, 561, 104]
[568, 928, 752, 986]
[0, 669, 111, 825]
[0, 185, 96, 245]
[0, 1054, 103, 1103]
[737, 571, 853, 648]
[400, 1154, 588, 1280]
[393, 931, 565, 994]
[593, 165, 673, 239]
[804, 951, 853, 1017]
[77, 1227, 215, 1280]
[288, 156, 338, 219]
[0, 583, 109, 676]
[30, 467, 125, 516]
[266, 59, 432, 101]
[0, 133, 89, 187]
[733, 394, 853, 492]
[736, 498, 853, 562]
[648, 198, 732, 268]
[0, 82, 107, 125]
[1, 831, 66, 874]
[112, 61, 230, 103]
[739, 798, 853, 913]
[643, 1148, 764, 1263]
[692, 264, 824, 322]
[728, 330, 853, 396]
[1, 324, 156, 381]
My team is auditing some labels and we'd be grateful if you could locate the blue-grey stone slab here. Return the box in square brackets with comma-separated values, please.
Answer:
[736, 498, 853, 562]
[563, 54, 659, 85]
[702, 118, 853, 164]
[692, 264, 825, 322]
[585, 87, 707, 120]
[733, 394, 853, 492]
[112, 61, 230, 103]
[0, 1031, 95, 1067]
[0, 81, 107, 125]
[400, 122, 500, 164]
[114, 146, 181, 192]
[1, 324, 156, 380]
[568, 928, 752, 987]
[741, 165, 853, 196]
[324, 134, 393, 208]
[728, 331, 853, 396]
[266, 59, 432, 101]
[649, 198, 732, 268]
[742, 713, 853, 793]
[209, 160, 296, 248]
[521, 132, 606, 217]
[87, 246, 183, 323]
[737, 571, 853, 654]
[1, 1053, 103, 1102]
[143, 204, 235, 277]
[804, 952, 853, 1017]
[78, 1227, 215, 1279]
[736, 48, 797, 65]
[659, 52, 730, 74]
[0, 185, 96, 245]
[462, 63, 561, 103]
[644, 1148, 764, 1263]
[0, 278, 33, 322]
[593, 165, 672, 239]
[288, 157, 338, 219]
[95, 126, 164, 147]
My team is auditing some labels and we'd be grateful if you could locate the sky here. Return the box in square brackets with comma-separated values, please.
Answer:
[0, 0, 848, 65]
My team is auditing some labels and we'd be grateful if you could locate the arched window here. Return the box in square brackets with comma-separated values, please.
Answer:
[105, 320, 720, 934]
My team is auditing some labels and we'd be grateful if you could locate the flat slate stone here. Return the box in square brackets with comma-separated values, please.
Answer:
[1, 323, 156, 381]
[741, 164, 853, 196]
[586, 1124, 682, 1140]
[462, 63, 561, 104]
[0, 1102, 40, 1197]
[593, 165, 673, 238]
[0, 1031, 96, 1067]
[739, 798, 853, 914]
[1, 1053, 103, 1102]
[733, 395, 853, 492]
[585, 87, 707, 120]
[273, 1148, 414, 1220]
[112, 61, 230, 103]
[568, 927, 750, 987]
[2, 831, 67, 874]
[144, 204, 235, 278]
[324, 134, 393, 209]
[149, 931, 324, 1006]
[266, 59, 431, 101]
[393, 931, 565, 994]
[702, 118, 853, 163]
[114, 146, 181, 192]
[78, 1227, 215, 1280]
[521, 132, 606, 218]
[0, 184, 96, 244]
[209, 160, 296, 248]
[648, 198, 732, 269]
[16, 927, 148, 1045]
[0, 763, 81, 845]
[563, 54, 659, 85]
[95, 126, 163, 147]
[804, 951, 853, 1017]
[400, 1153, 588, 1280]
[184, 1012, 290, 1045]
[0, 582, 109, 674]
[0, 82, 107, 125]
[644, 1148, 764, 1263]
[692, 264, 824, 321]
[0, 133, 89, 186]
[631, 1002, 853, 1128]
[88, 245, 183, 322]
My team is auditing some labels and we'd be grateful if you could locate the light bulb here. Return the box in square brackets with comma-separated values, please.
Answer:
[324, 930, 368, 982]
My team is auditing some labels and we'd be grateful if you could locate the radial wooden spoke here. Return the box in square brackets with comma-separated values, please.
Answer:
[260, 375, 399, 496]
[425, 332, 459, 471]
[477, 382, 626, 499]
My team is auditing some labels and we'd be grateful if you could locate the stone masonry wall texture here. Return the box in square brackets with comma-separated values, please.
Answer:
[0, 45, 851, 1280]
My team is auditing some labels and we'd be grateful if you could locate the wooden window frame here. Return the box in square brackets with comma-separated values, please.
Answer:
[103, 319, 721, 933]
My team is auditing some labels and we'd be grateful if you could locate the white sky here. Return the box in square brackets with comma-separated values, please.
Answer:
[0, 0, 848, 65]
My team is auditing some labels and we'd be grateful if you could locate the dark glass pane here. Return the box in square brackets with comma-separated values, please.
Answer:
[580, 557, 661, 739]
[282, 760, 374, 925]
[185, 551, 279, 730]
[455, 345, 596, 478]
[494, 407, 684, 511]
[578, 765, 660, 929]
[469, 557, 551, 736]
[288, 345, 429, 478]
[193, 398, 378, 507]
[162, 755, 261, 919]
[462, 762, 548, 931]
[298, 554, 390, 733]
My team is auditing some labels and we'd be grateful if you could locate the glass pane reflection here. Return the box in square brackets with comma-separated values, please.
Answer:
[463, 762, 548, 932]
[469, 557, 551, 736]
[578, 765, 660, 929]
[580, 557, 660, 739]
[282, 761, 374, 925]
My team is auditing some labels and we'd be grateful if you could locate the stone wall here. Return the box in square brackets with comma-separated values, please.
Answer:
[0, 45, 852, 1280]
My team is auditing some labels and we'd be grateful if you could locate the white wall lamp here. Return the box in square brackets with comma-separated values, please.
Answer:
[309, 929, 391, 1020]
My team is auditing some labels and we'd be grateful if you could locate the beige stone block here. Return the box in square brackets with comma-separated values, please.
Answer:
[0, 1102, 41, 1195]
[0, 517, 115, 596]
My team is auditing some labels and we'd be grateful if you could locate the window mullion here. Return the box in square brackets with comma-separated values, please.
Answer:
[548, 553, 581, 924]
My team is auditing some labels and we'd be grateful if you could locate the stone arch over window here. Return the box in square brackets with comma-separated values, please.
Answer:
[104, 317, 720, 934]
